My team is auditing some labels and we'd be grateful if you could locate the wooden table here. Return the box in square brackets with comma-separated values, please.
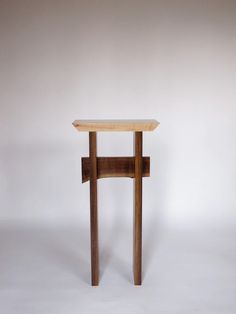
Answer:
[73, 119, 159, 285]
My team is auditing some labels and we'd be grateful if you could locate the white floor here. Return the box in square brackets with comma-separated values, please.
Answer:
[0, 222, 235, 314]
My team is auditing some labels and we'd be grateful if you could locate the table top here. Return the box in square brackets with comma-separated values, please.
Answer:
[72, 119, 159, 132]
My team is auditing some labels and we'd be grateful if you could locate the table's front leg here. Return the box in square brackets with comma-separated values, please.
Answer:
[89, 132, 99, 285]
[133, 131, 143, 285]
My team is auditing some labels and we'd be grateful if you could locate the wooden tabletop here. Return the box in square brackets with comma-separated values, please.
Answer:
[72, 119, 159, 132]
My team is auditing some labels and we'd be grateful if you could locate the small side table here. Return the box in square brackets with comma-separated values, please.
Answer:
[72, 119, 159, 285]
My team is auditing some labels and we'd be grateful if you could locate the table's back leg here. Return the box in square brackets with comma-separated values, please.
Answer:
[89, 132, 99, 285]
[133, 131, 143, 285]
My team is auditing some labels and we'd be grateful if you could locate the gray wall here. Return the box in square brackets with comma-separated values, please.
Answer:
[0, 0, 236, 228]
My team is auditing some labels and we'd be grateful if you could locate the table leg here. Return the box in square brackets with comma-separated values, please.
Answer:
[89, 132, 99, 285]
[133, 131, 143, 285]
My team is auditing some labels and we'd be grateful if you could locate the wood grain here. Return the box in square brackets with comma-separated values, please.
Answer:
[82, 156, 150, 183]
[133, 132, 143, 285]
[73, 119, 159, 132]
[89, 132, 99, 286]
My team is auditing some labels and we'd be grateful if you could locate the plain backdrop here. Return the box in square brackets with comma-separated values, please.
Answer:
[0, 1, 236, 313]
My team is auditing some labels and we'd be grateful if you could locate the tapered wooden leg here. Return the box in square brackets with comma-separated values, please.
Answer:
[89, 132, 99, 286]
[133, 132, 143, 285]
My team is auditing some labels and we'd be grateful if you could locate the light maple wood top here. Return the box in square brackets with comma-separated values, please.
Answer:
[72, 119, 159, 132]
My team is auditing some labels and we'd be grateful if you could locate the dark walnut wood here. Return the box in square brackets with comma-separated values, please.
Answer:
[133, 132, 143, 285]
[82, 156, 150, 183]
[89, 132, 99, 286]
[73, 119, 158, 286]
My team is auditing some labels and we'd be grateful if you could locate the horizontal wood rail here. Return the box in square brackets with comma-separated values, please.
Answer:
[82, 156, 150, 183]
